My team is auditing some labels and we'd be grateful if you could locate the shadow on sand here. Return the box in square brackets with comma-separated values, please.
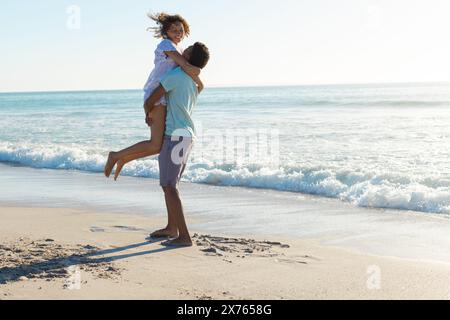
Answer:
[0, 239, 178, 285]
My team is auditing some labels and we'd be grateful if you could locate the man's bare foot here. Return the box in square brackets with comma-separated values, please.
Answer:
[104, 152, 118, 178]
[150, 228, 178, 239]
[114, 159, 126, 181]
[161, 237, 193, 247]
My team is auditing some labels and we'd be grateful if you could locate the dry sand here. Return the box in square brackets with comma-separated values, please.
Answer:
[1, 206, 450, 300]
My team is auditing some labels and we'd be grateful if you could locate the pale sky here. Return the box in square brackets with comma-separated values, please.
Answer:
[1, 0, 450, 92]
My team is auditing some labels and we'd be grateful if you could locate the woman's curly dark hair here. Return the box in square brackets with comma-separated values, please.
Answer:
[148, 12, 190, 39]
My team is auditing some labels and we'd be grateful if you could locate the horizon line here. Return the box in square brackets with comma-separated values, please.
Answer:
[1, 80, 450, 94]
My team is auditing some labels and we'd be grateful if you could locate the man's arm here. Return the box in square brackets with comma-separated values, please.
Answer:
[144, 85, 167, 115]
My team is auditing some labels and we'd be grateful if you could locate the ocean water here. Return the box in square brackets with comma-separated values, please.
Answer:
[2, 83, 450, 214]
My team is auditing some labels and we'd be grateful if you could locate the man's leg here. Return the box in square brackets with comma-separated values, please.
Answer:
[149, 189, 178, 238]
[151, 135, 193, 245]
[161, 186, 192, 246]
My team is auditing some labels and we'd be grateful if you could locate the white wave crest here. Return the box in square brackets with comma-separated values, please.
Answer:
[2, 142, 450, 214]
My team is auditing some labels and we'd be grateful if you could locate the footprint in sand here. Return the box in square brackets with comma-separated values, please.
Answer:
[0, 238, 121, 286]
[193, 234, 292, 261]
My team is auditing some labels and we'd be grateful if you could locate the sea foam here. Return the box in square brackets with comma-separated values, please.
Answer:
[2, 142, 450, 214]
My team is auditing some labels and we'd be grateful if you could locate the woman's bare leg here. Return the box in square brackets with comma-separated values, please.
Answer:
[113, 147, 154, 181]
[110, 105, 167, 180]
[105, 142, 156, 178]
[104, 105, 166, 178]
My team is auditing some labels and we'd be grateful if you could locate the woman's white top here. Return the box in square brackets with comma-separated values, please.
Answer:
[143, 39, 184, 100]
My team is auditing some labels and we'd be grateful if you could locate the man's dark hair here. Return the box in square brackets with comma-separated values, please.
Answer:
[189, 42, 210, 69]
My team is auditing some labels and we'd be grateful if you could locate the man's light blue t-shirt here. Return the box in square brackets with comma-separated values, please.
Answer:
[160, 67, 198, 138]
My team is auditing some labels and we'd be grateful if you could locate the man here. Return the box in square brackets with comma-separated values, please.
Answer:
[144, 42, 210, 247]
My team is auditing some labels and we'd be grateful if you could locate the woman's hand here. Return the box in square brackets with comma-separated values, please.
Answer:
[192, 75, 204, 93]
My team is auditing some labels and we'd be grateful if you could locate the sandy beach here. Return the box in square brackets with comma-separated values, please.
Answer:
[2, 165, 450, 300]
[1, 205, 450, 300]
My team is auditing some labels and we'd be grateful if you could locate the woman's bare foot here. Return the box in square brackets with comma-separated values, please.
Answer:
[104, 152, 118, 178]
[161, 237, 193, 247]
[114, 159, 126, 181]
[150, 228, 178, 239]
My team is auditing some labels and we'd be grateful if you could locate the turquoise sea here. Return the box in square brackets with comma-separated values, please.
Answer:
[2, 83, 450, 214]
